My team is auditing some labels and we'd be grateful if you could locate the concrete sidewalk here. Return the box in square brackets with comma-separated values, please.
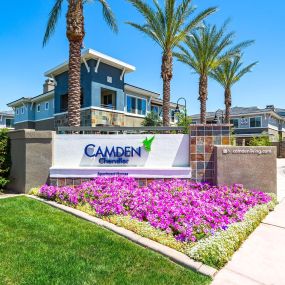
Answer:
[212, 199, 285, 285]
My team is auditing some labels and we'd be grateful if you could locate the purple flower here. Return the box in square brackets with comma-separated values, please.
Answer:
[38, 177, 271, 242]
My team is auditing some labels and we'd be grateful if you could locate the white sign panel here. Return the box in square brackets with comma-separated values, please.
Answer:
[51, 134, 191, 179]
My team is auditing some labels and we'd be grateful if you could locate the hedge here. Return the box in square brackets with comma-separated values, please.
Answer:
[0, 129, 11, 189]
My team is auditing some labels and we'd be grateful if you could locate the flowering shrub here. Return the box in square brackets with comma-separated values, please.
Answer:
[38, 177, 271, 243]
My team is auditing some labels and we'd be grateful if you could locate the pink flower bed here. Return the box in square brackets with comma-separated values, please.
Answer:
[39, 177, 271, 242]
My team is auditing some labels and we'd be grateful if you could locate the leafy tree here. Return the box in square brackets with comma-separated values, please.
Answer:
[126, 0, 216, 126]
[174, 21, 253, 124]
[210, 55, 257, 123]
[141, 112, 162, 126]
[176, 112, 192, 133]
[43, 0, 117, 127]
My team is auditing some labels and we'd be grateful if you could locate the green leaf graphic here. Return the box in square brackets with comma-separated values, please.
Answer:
[142, 136, 155, 152]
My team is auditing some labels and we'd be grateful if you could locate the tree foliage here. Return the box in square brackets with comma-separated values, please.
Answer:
[0, 129, 11, 189]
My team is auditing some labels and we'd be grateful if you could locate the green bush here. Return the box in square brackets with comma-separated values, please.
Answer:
[0, 129, 11, 189]
[141, 112, 162, 127]
[187, 198, 277, 269]
[248, 132, 271, 146]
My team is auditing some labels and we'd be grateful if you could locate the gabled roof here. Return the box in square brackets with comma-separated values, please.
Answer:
[7, 91, 54, 107]
[191, 106, 285, 121]
[45, 49, 136, 77]
[124, 83, 160, 98]
[0, 110, 14, 117]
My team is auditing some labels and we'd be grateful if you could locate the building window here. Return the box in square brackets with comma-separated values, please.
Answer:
[230, 118, 239, 128]
[107, 76, 113, 83]
[127, 96, 147, 115]
[151, 105, 162, 116]
[45, 102, 49, 110]
[250, 117, 261, 128]
[60, 91, 84, 113]
[37, 104, 41, 112]
[21, 107, 24, 114]
[101, 88, 116, 109]
[170, 109, 176, 122]
[5, 118, 14, 128]
[127, 96, 136, 114]
[16, 108, 19, 115]
[137, 98, 147, 115]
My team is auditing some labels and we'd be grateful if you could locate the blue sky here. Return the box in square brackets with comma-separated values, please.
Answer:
[0, 0, 284, 114]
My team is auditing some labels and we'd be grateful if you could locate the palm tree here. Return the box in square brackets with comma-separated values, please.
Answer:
[174, 22, 253, 124]
[126, 0, 217, 126]
[210, 56, 258, 123]
[43, 0, 118, 127]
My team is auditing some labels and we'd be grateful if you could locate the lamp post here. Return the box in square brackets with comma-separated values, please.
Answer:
[175, 97, 187, 120]
[213, 109, 224, 124]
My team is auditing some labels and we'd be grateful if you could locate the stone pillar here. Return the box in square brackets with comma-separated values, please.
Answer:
[7, 129, 54, 193]
[189, 124, 231, 184]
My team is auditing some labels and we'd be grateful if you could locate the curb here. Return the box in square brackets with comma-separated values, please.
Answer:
[0, 194, 24, 199]
[26, 195, 218, 278]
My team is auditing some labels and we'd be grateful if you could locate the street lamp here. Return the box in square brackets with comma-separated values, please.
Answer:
[175, 97, 187, 120]
[213, 109, 224, 124]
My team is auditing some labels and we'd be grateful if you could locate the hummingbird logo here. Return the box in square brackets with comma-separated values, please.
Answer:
[142, 136, 155, 152]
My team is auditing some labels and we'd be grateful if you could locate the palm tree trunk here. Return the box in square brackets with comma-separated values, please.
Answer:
[199, 74, 208, 124]
[224, 87, 231, 123]
[161, 51, 173, 127]
[67, 41, 82, 127]
[66, 0, 85, 127]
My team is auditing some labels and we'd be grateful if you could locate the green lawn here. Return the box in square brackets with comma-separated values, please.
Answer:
[0, 197, 211, 285]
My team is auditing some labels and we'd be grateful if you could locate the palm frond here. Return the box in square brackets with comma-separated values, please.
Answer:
[127, 0, 216, 52]
[43, 0, 64, 47]
[96, 0, 118, 33]
[210, 55, 258, 88]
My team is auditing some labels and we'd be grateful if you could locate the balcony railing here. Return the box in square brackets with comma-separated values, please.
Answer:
[100, 104, 115, 110]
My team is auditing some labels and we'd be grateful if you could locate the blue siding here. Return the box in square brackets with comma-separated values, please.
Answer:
[14, 103, 35, 123]
[89, 59, 124, 90]
[54, 63, 92, 114]
[54, 59, 125, 113]
[34, 98, 54, 120]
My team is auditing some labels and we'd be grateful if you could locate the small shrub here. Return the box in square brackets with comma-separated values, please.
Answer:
[248, 132, 271, 146]
[29, 187, 41, 196]
[0, 129, 11, 189]
[141, 112, 162, 127]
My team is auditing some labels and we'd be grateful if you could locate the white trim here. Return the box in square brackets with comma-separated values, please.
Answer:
[44, 49, 136, 77]
[31, 91, 54, 103]
[45, 101, 49, 111]
[14, 116, 55, 124]
[268, 124, 279, 131]
[125, 84, 160, 98]
[95, 58, 101, 73]
[54, 106, 125, 117]
[120, 68, 126, 80]
[30, 102, 34, 111]
[82, 58, 90, 73]
[53, 106, 148, 119]
[125, 113, 146, 119]
[50, 167, 192, 179]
